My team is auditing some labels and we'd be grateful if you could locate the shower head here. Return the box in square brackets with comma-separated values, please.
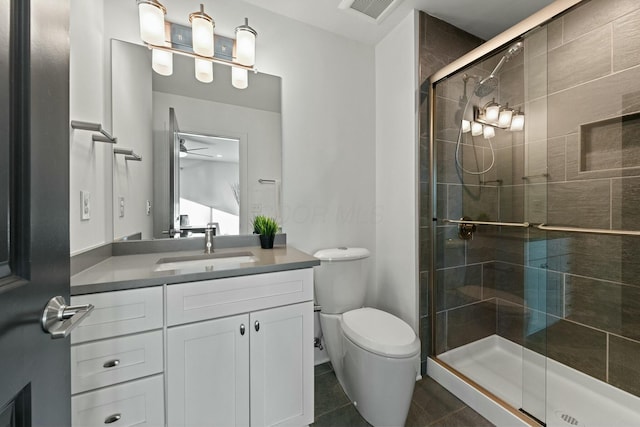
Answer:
[474, 41, 524, 97]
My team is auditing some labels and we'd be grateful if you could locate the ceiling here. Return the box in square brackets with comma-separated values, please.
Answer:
[240, 0, 557, 45]
[178, 133, 240, 163]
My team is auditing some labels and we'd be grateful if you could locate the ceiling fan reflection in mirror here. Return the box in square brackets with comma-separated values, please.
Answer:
[179, 138, 212, 158]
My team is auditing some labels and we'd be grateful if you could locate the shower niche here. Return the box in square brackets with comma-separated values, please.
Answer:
[580, 112, 640, 172]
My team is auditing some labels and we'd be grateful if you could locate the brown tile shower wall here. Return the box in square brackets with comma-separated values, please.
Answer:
[429, 0, 640, 398]
[418, 12, 483, 374]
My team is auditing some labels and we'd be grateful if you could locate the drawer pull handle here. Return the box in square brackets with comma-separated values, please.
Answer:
[254, 320, 260, 332]
[103, 359, 120, 368]
[104, 413, 121, 424]
[240, 324, 245, 335]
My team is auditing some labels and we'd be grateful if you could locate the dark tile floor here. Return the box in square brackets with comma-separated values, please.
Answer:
[313, 362, 494, 427]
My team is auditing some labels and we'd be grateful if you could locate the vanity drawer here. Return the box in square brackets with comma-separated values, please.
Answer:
[166, 268, 313, 326]
[71, 287, 163, 343]
[72, 374, 164, 427]
[71, 330, 163, 394]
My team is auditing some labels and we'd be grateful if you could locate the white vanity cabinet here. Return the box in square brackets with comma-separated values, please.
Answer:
[166, 269, 314, 427]
[70, 267, 314, 427]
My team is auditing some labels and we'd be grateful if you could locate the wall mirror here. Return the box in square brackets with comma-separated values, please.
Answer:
[111, 39, 282, 241]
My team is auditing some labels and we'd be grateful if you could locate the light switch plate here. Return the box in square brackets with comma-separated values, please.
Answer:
[119, 196, 125, 218]
[146, 200, 152, 216]
[80, 190, 91, 220]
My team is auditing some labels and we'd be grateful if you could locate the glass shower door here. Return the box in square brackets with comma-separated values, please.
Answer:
[432, 27, 549, 424]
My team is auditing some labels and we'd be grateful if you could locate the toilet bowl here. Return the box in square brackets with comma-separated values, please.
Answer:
[314, 248, 420, 426]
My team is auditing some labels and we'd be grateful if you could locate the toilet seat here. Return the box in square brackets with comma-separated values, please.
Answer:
[341, 308, 420, 358]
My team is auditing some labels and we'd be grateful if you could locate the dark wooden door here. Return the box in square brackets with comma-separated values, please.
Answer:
[0, 0, 71, 425]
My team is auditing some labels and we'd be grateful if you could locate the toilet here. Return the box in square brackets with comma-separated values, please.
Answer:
[314, 247, 420, 427]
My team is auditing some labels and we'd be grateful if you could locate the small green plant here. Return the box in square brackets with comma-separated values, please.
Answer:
[252, 215, 278, 237]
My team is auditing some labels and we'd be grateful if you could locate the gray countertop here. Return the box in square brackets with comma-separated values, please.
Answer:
[71, 245, 320, 295]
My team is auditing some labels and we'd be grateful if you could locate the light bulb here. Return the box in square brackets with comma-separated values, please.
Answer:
[195, 58, 213, 83]
[510, 113, 525, 131]
[137, 0, 166, 45]
[483, 125, 495, 139]
[152, 49, 173, 76]
[485, 102, 500, 122]
[232, 67, 248, 89]
[190, 4, 214, 57]
[471, 121, 483, 136]
[462, 120, 471, 133]
[179, 151, 187, 158]
[235, 18, 257, 66]
[498, 108, 513, 128]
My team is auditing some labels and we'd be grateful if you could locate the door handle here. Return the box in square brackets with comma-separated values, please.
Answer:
[41, 296, 94, 339]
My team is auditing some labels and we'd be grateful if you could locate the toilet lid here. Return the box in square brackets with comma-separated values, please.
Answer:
[341, 308, 420, 358]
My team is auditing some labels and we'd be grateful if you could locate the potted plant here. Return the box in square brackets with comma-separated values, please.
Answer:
[252, 215, 279, 249]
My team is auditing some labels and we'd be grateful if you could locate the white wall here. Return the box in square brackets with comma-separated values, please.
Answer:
[373, 10, 419, 329]
[69, 0, 112, 254]
[70, 0, 376, 265]
[102, 0, 376, 259]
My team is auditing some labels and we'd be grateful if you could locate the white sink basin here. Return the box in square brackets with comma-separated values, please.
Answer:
[154, 251, 257, 272]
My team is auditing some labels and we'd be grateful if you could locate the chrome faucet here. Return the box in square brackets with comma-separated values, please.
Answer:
[204, 226, 214, 254]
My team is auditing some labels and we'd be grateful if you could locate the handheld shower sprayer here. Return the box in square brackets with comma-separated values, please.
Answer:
[456, 41, 524, 175]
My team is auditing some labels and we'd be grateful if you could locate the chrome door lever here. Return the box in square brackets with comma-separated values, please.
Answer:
[41, 296, 94, 339]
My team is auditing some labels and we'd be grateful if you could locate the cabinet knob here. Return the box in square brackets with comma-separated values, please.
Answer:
[254, 320, 260, 332]
[240, 324, 245, 336]
[104, 413, 121, 424]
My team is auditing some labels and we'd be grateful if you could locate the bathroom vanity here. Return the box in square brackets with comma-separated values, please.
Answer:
[69, 245, 318, 427]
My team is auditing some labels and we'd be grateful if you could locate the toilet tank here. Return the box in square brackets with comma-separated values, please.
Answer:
[313, 247, 370, 314]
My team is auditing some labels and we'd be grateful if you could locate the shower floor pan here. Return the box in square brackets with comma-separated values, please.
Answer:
[437, 335, 640, 427]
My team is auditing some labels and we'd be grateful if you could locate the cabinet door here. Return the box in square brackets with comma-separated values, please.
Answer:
[250, 301, 314, 427]
[167, 314, 250, 427]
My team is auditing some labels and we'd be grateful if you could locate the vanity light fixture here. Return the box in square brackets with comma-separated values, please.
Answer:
[461, 120, 471, 133]
[483, 125, 495, 139]
[509, 109, 525, 131]
[138, 0, 166, 45]
[195, 58, 214, 83]
[235, 18, 257, 66]
[232, 67, 248, 89]
[484, 99, 501, 123]
[152, 48, 173, 76]
[190, 4, 214, 57]
[474, 104, 524, 131]
[498, 106, 513, 128]
[471, 121, 483, 136]
[137, 0, 258, 88]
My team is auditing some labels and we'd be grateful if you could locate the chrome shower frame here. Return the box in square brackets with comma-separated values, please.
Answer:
[426, 0, 585, 425]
